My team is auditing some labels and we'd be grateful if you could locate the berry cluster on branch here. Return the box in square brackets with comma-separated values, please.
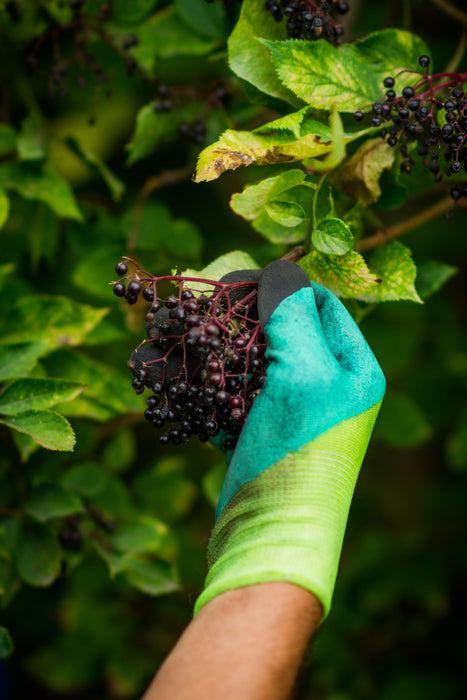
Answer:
[265, 0, 349, 43]
[113, 259, 267, 449]
[354, 55, 467, 200]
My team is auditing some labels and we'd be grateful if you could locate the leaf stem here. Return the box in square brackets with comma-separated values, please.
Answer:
[304, 174, 326, 253]
[356, 196, 465, 252]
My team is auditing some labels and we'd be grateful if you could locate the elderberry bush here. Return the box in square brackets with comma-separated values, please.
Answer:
[113, 259, 267, 450]
[354, 56, 467, 200]
[265, 0, 349, 44]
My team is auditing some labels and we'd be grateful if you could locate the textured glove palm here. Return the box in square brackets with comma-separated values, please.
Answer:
[194, 261, 386, 617]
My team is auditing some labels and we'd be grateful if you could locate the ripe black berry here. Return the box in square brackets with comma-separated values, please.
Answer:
[115, 261, 128, 276]
[113, 282, 126, 297]
[418, 55, 430, 68]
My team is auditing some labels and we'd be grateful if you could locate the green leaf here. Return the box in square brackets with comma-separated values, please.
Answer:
[44, 350, 143, 421]
[312, 217, 354, 255]
[263, 29, 430, 112]
[0, 626, 14, 658]
[0, 262, 14, 290]
[231, 169, 310, 221]
[122, 558, 179, 596]
[72, 244, 126, 301]
[0, 124, 16, 157]
[110, 516, 172, 556]
[64, 137, 125, 201]
[263, 38, 382, 111]
[127, 101, 201, 164]
[24, 484, 83, 522]
[361, 241, 423, 303]
[0, 186, 10, 229]
[182, 250, 259, 290]
[228, 0, 297, 106]
[415, 260, 458, 300]
[128, 7, 218, 77]
[254, 107, 311, 139]
[0, 341, 49, 381]
[375, 391, 432, 448]
[299, 250, 379, 298]
[60, 462, 110, 498]
[333, 139, 396, 204]
[17, 113, 48, 161]
[112, 0, 160, 24]
[12, 430, 40, 463]
[0, 378, 84, 415]
[202, 461, 226, 509]
[305, 106, 346, 173]
[0, 296, 108, 350]
[265, 199, 307, 227]
[0, 410, 76, 451]
[0, 162, 83, 221]
[176, 0, 226, 39]
[15, 518, 61, 587]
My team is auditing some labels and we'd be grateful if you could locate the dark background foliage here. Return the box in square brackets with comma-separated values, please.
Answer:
[0, 0, 466, 698]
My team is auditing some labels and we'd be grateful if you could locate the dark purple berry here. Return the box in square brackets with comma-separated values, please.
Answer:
[115, 261, 128, 276]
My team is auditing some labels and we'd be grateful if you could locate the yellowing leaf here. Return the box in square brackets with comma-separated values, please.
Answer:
[333, 138, 395, 204]
[299, 250, 379, 298]
[361, 241, 423, 303]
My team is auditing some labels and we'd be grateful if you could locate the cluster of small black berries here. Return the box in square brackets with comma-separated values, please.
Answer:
[113, 259, 267, 450]
[265, 0, 349, 44]
[23, 1, 140, 108]
[354, 56, 467, 198]
[179, 118, 207, 146]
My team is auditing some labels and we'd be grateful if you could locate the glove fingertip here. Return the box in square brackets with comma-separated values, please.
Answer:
[258, 260, 312, 329]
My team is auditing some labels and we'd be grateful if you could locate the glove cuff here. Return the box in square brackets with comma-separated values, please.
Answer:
[194, 402, 382, 618]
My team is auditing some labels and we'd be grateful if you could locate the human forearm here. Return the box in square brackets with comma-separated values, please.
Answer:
[141, 582, 322, 700]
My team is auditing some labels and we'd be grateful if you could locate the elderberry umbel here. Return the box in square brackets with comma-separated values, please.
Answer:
[265, 0, 349, 44]
[354, 57, 467, 199]
[113, 258, 267, 450]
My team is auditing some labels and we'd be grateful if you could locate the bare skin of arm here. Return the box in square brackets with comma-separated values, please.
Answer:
[141, 582, 322, 700]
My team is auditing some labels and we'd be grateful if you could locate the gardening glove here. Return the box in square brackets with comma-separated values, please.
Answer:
[194, 260, 386, 618]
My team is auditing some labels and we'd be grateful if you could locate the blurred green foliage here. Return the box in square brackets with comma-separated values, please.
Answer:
[0, 0, 466, 698]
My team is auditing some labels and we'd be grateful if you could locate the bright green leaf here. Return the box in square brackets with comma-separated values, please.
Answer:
[231, 170, 310, 221]
[0, 626, 14, 658]
[299, 250, 378, 298]
[64, 137, 125, 201]
[375, 391, 432, 448]
[305, 107, 346, 173]
[122, 558, 179, 596]
[0, 162, 83, 221]
[17, 113, 48, 161]
[228, 0, 297, 106]
[312, 217, 354, 255]
[333, 138, 395, 204]
[110, 516, 172, 556]
[415, 260, 458, 300]
[182, 250, 259, 291]
[265, 199, 307, 227]
[361, 241, 423, 303]
[0, 296, 108, 350]
[0, 341, 49, 381]
[0, 187, 10, 229]
[252, 210, 309, 244]
[25, 484, 83, 522]
[0, 378, 84, 415]
[0, 410, 76, 451]
[15, 518, 61, 587]
[254, 107, 311, 139]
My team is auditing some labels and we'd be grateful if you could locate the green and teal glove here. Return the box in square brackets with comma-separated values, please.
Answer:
[194, 260, 386, 618]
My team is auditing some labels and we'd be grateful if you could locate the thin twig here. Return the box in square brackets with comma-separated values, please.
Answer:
[128, 165, 194, 250]
[430, 0, 467, 26]
[356, 196, 463, 253]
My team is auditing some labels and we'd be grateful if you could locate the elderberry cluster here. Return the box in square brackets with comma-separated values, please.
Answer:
[354, 56, 467, 198]
[22, 1, 140, 106]
[265, 0, 349, 44]
[113, 259, 267, 450]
